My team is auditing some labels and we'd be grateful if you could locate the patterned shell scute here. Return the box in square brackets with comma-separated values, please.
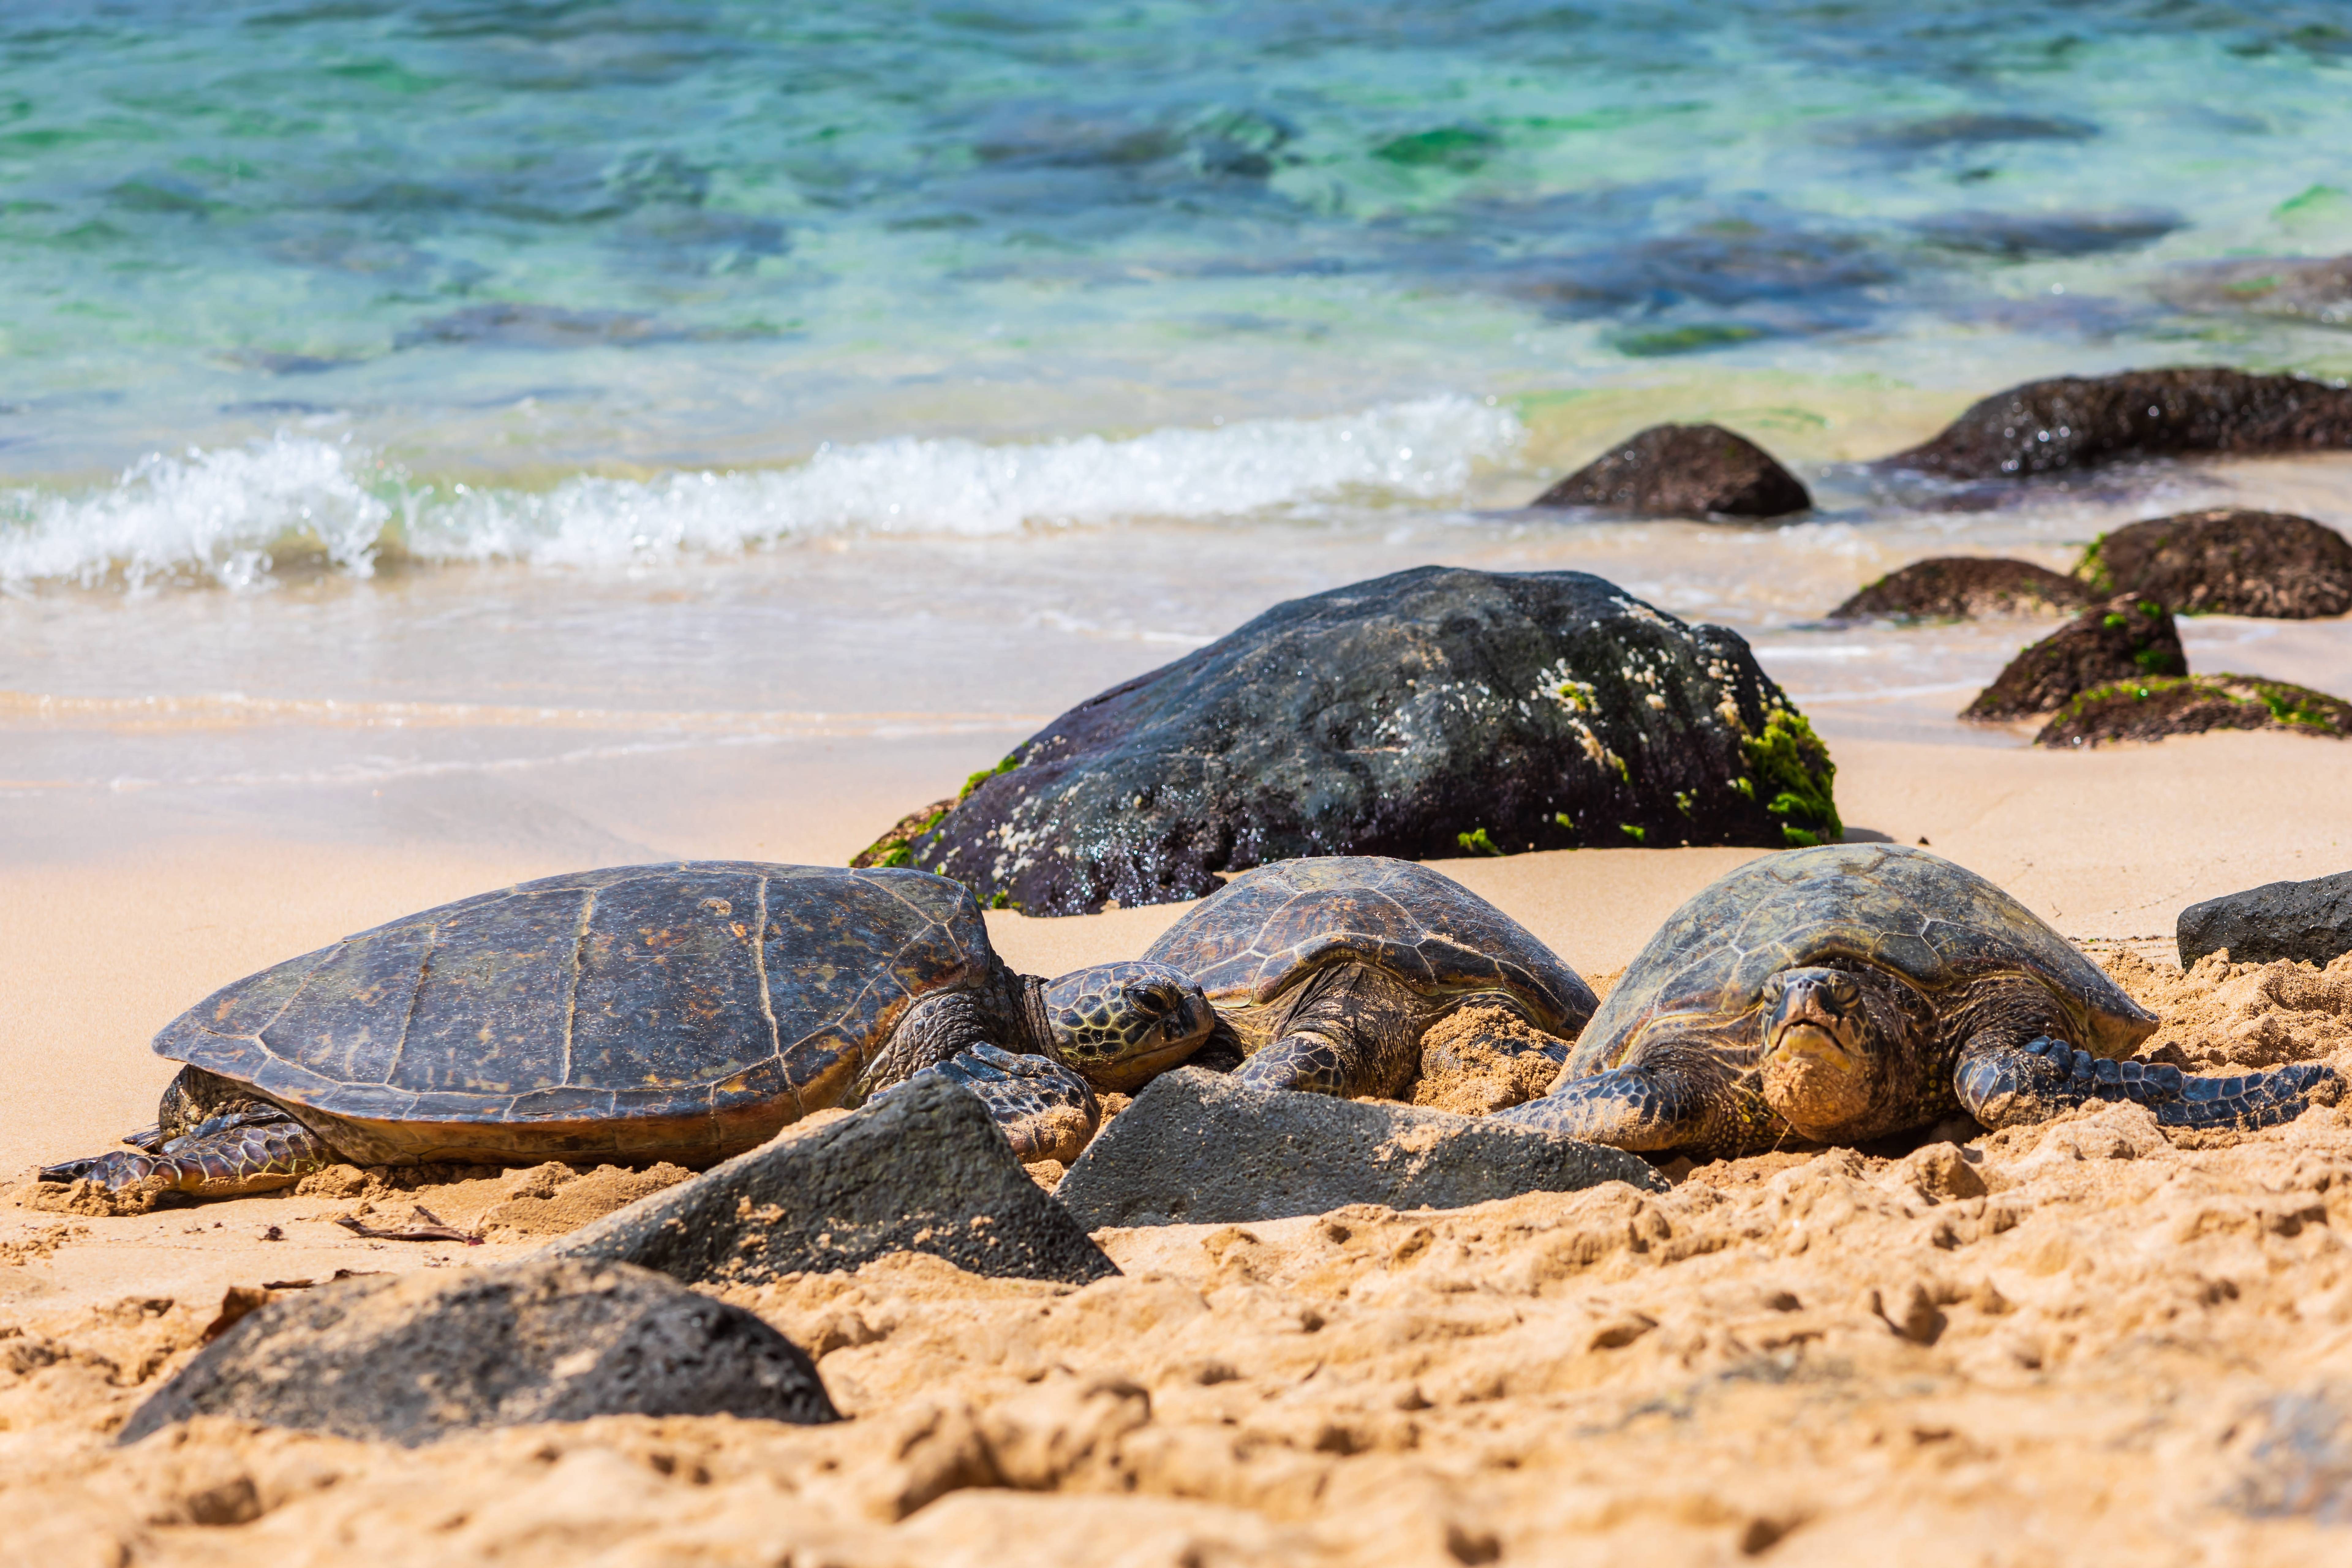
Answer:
[1569, 843, 2156, 1074]
[154, 862, 993, 1130]
[1142, 856, 1598, 1033]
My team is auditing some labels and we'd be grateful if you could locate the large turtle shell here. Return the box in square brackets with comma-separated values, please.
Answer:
[1142, 856, 1598, 1034]
[155, 862, 993, 1167]
[1568, 843, 2156, 1075]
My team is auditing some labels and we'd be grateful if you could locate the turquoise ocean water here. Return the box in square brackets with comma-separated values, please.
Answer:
[3, 2, 2351, 846]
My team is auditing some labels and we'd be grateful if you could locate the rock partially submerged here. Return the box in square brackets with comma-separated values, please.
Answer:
[876, 567, 1841, 915]
[1054, 1067, 1667, 1229]
[548, 1072, 1117, 1287]
[1530, 423, 1811, 519]
[117, 1258, 837, 1447]
[1884, 368, 2352, 479]
[2035, 674, 2352, 749]
[1963, 597, 2186, 721]
[2179, 870, 2352, 970]
[1831, 557, 2091, 621]
[2079, 510, 2352, 619]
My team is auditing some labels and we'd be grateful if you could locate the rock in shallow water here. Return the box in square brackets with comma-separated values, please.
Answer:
[1054, 1067, 1667, 1229]
[2179, 870, 2352, 969]
[117, 1257, 837, 1447]
[1529, 423, 1811, 519]
[1886, 367, 2352, 479]
[547, 1072, 1117, 1287]
[1830, 556, 2091, 621]
[2080, 509, 2352, 619]
[2035, 674, 2352, 749]
[879, 566, 1841, 916]
[1963, 597, 2186, 721]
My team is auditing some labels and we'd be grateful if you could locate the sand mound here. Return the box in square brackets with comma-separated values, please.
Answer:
[2106, 949, 2352, 1071]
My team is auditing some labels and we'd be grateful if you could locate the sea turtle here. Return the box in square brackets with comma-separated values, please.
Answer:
[39, 861, 1217, 1198]
[1498, 843, 2341, 1156]
[1140, 856, 1599, 1099]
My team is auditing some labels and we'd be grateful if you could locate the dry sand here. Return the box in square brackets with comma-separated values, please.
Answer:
[6, 729, 2352, 1564]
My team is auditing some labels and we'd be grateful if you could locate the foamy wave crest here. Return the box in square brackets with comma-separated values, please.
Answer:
[2, 397, 1522, 588]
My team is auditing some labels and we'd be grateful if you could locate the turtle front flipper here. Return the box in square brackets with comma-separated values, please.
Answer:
[39, 1103, 333, 1198]
[1231, 961, 1421, 1099]
[1495, 1043, 1771, 1156]
[1954, 1037, 2344, 1133]
[890, 1043, 1099, 1163]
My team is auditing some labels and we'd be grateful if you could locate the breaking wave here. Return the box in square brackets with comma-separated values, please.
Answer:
[0, 396, 1523, 591]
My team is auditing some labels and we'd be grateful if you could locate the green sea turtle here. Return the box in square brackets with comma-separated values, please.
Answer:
[1498, 843, 2341, 1156]
[1140, 856, 1599, 1099]
[40, 861, 1216, 1198]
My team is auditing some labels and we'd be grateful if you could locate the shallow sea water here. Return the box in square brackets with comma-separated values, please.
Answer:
[4, 1, 2352, 859]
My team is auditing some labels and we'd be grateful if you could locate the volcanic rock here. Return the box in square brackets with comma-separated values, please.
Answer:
[1885, 368, 2352, 479]
[116, 1257, 837, 1447]
[2179, 870, 2352, 969]
[1831, 557, 2091, 621]
[880, 567, 1842, 915]
[1963, 597, 2187, 720]
[2036, 675, 2352, 749]
[1054, 1067, 1667, 1229]
[2078, 510, 2352, 619]
[1531, 423, 1811, 519]
[548, 1072, 1117, 1287]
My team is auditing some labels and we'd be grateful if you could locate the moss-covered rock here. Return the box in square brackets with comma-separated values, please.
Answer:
[862, 567, 1840, 916]
[2073, 509, 2352, 618]
[1963, 596, 2187, 721]
[2035, 674, 2352, 748]
[1830, 556, 2090, 621]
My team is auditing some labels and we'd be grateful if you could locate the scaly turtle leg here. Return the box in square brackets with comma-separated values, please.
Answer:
[1233, 962, 1421, 1099]
[1494, 1043, 1774, 1156]
[1956, 1036, 2341, 1133]
[39, 1102, 334, 1197]
[881, 1043, 1100, 1163]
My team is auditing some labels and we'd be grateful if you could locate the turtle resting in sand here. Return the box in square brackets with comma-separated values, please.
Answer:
[1498, 843, 2342, 1157]
[1140, 856, 1599, 1099]
[39, 862, 1217, 1198]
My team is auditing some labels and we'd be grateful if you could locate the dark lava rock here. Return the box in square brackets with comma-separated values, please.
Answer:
[1054, 1067, 1667, 1229]
[117, 1257, 836, 1447]
[1963, 597, 2186, 721]
[1885, 368, 2352, 479]
[1531, 424, 1811, 519]
[882, 567, 1842, 915]
[2078, 509, 2352, 619]
[1831, 557, 2092, 621]
[2179, 870, 2352, 970]
[2036, 674, 2352, 749]
[548, 1072, 1116, 1287]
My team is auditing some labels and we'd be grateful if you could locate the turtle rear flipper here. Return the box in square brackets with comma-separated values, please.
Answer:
[1957, 1036, 2342, 1132]
[39, 1104, 333, 1197]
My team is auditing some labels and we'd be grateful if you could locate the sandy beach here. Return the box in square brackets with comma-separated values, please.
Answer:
[9, 710, 2352, 1565]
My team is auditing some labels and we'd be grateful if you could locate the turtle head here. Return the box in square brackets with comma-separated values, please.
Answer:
[1041, 960, 1218, 1092]
[1757, 966, 1894, 1137]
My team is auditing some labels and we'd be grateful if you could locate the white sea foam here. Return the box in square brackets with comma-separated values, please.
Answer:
[1, 396, 1524, 590]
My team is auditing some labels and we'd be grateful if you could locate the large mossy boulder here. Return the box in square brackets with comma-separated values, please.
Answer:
[1530, 423, 1810, 519]
[2077, 509, 2352, 619]
[865, 567, 1841, 916]
[1886, 368, 2352, 479]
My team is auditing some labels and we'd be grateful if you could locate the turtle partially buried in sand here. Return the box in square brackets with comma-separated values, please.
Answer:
[1500, 843, 2343, 1157]
[40, 862, 1218, 1198]
[1141, 856, 1600, 1100]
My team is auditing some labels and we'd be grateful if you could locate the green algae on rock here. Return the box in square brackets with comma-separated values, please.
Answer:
[2036, 674, 2352, 748]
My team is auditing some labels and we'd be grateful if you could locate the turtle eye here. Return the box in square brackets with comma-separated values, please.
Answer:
[1131, 982, 1174, 1017]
